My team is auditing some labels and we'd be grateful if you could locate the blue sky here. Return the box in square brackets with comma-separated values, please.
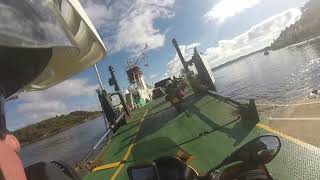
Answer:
[6, 0, 308, 130]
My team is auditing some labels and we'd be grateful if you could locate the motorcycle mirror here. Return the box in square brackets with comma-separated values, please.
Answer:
[211, 135, 281, 171]
[127, 163, 160, 180]
[235, 135, 281, 164]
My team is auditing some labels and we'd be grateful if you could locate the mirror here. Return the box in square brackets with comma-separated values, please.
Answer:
[127, 163, 159, 180]
[235, 135, 281, 164]
[212, 135, 281, 171]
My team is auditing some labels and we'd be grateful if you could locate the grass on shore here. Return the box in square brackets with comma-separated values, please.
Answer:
[13, 111, 102, 145]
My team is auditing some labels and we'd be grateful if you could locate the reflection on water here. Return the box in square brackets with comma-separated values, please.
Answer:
[20, 116, 106, 167]
[214, 41, 320, 103]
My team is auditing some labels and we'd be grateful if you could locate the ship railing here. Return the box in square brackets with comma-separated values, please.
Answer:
[202, 88, 260, 124]
[206, 90, 243, 108]
[81, 112, 125, 163]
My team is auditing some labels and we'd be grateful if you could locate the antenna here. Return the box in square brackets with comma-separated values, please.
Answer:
[125, 44, 150, 85]
[126, 43, 149, 69]
[94, 64, 104, 90]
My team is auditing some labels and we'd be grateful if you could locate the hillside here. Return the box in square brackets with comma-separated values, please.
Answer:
[271, 0, 320, 50]
[13, 111, 102, 145]
[212, 0, 320, 71]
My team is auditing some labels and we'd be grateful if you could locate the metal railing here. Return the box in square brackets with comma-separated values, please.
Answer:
[196, 84, 246, 108]
[200, 87, 260, 124]
[206, 90, 245, 108]
[81, 112, 125, 163]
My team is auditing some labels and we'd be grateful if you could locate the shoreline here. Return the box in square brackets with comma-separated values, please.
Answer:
[17, 112, 102, 147]
[212, 37, 320, 72]
[20, 124, 80, 147]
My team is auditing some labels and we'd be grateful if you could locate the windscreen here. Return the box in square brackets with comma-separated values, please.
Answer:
[0, 0, 76, 48]
[0, 91, 5, 139]
[0, 47, 52, 99]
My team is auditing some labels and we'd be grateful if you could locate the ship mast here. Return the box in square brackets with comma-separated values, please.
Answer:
[125, 44, 151, 108]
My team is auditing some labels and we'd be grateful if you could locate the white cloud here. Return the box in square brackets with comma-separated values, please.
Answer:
[205, 8, 301, 67]
[16, 78, 100, 124]
[166, 43, 200, 77]
[149, 74, 158, 79]
[166, 9, 302, 76]
[81, 0, 175, 53]
[204, 0, 262, 23]
[80, 1, 113, 29]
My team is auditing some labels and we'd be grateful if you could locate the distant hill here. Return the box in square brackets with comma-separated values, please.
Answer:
[13, 111, 102, 145]
[271, 0, 320, 50]
[211, 0, 320, 72]
[212, 48, 268, 71]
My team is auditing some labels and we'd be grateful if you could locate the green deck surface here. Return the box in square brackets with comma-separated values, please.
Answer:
[85, 95, 320, 180]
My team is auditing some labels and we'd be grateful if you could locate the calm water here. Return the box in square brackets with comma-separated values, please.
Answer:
[214, 41, 320, 103]
[20, 117, 107, 167]
[20, 40, 320, 167]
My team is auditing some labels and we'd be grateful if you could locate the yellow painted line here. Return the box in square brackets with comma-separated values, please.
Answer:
[268, 117, 320, 121]
[257, 123, 320, 152]
[92, 162, 122, 171]
[110, 144, 134, 179]
[110, 109, 149, 180]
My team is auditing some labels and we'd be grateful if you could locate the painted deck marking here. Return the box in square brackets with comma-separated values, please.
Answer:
[257, 123, 320, 152]
[256, 100, 320, 107]
[92, 162, 121, 171]
[267, 117, 320, 121]
[110, 109, 149, 180]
